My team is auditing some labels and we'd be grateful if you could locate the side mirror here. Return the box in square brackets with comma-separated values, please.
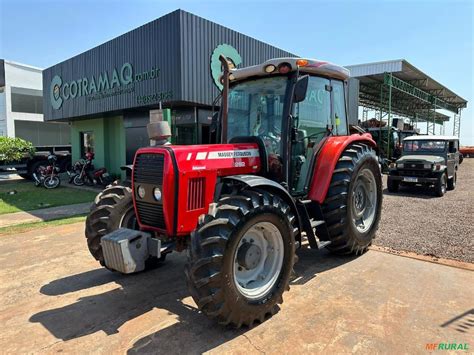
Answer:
[294, 75, 309, 103]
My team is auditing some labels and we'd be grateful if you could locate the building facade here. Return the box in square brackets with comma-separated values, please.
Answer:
[43, 9, 295, 176]
[0, 60, 70, 145]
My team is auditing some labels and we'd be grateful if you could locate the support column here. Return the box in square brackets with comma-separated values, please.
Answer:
[453, 110, 462, 137]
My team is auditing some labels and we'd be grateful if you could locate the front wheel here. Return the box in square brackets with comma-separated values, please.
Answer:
[387, 176, 399, 193]
[447, 171, 457, 190]
[320, 143, 383, 255]
[43, 176, 60, 189]
[73, 174, 85, 186]
[185, 188, 297, 328]
[435, 173, 447, 197]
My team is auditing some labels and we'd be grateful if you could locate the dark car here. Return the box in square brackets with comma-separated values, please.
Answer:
[387, 136, 460, 197]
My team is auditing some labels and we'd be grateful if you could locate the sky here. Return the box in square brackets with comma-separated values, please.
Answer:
[0, 0, 473, 144]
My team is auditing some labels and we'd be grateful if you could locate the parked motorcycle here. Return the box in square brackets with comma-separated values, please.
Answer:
[69, 152, 113, 187]
[32, 154, 61, 189]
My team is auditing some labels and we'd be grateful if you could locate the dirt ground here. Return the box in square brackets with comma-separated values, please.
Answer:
[375, 158, 474, 263]
[0, 222, 472, 354]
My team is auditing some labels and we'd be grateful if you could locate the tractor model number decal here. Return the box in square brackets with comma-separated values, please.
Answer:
[186, 149, 260, 161]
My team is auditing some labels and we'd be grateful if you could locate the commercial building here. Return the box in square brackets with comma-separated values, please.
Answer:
[43, 9, 294, 176]
[0, 60, 70, 145]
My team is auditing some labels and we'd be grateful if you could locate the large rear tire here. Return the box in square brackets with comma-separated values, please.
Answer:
[185, 188, 297, 327]
[320, 143, 382, 255]
[85, 184, 164, 269]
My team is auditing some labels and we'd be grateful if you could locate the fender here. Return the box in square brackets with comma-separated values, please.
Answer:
[308, 133, 376, 204]
[221, 175, 302, 233]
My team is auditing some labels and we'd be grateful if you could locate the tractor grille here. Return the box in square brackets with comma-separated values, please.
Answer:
[135, 200, 166, 229]
[187, 177, 205, 211]
[134, 154, 165, 185]
[134, 153, 166, 229]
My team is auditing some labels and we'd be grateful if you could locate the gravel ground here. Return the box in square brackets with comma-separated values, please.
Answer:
[374, 158, 474, 263]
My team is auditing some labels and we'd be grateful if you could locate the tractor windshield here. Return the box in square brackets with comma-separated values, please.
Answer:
[227, 76, 288, 156]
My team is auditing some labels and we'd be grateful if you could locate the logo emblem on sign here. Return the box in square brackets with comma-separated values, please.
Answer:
[210, 44, 242, 91]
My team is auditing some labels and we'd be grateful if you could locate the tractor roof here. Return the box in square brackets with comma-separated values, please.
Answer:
[230, 58, 350, 83]
[403, 135, 458, 141]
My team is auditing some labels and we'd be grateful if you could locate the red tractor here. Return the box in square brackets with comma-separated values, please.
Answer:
[85, 57, 382, 327]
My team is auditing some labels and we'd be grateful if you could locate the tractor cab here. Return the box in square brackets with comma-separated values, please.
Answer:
[222, 58, 350, 195]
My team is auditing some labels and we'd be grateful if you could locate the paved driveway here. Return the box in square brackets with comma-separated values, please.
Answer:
[0, 222, 472, 354]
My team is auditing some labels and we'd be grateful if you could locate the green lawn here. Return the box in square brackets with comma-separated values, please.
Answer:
[0, 181, 97, 215]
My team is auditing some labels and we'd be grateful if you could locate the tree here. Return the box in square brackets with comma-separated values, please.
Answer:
[0, 137, 35, 163]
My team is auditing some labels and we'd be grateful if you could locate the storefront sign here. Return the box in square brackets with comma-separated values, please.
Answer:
[50, 62, 160, 109]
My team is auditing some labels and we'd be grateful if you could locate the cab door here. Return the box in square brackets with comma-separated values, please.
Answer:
[447, 140, 457, 178]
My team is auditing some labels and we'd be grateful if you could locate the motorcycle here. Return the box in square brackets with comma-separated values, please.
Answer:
[69, 152, 113, 187]
[33, 155, 61, 189]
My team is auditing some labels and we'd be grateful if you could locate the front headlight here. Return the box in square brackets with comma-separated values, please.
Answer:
[137, 185, 146, 199]
[424, 163, 432, 169]
[396, 163, 403, 168]
[153, 187, 162, 201]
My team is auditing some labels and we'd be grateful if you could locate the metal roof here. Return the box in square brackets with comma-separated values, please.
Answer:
[346, 59, 467, 109]
[231, 58, 350, 82]
[403, 135, 458, 141]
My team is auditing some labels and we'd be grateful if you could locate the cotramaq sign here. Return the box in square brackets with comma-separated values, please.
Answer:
[50, 62, 160, 109]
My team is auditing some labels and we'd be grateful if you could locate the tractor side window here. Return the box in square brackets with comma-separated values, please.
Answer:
[290, 76, 330, 194]
[332, 80, 348, 135]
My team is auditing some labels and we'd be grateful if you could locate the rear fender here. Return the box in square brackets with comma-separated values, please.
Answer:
[308, 134, 376, 203]
[221, 175, 301, 237]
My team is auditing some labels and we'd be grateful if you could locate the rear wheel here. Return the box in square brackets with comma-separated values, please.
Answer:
[320, 143, 382, 255]
[387, 176, 399, 193]
[447, 171, 457, 190]
[185, 188, 297, 327]
[85, 184, 165, 269]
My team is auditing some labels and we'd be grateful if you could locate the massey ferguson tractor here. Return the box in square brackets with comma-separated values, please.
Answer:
[85, 57, 382, 327]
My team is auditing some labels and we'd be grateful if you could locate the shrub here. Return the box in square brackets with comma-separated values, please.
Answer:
[0, 137, 35, 163]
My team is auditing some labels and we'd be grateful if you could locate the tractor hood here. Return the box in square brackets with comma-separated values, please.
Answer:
[132, 143, 262, 236]
[397, 155, 445, 164]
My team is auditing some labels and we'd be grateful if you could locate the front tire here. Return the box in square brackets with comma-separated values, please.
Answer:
[185, 188, 297, 328]
[320, 143, 382, 255]
[43, 176, 61, 189]
[447, 171, 457, 190]
[85, 184, 158, 268]
[387, 176, 399, 193]
[73, 174, 85, 186]
[435, 173, 447, 197]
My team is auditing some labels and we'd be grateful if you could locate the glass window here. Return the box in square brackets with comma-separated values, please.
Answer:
[80, 131, 94, 158]
[10, 87, 43, 114]
[332, 80, 348, 135]
[403, 140, 446, 153]
[227, 76, 288, 156]
[293, 76, 330, 139]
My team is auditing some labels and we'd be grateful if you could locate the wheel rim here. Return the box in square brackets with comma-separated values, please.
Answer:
[441, 175, 447, 193]
[119, 207, 138, 229]
[351, 168, 377, 233]
[45, 177, 59, 188]
[233, 221, 284, 300]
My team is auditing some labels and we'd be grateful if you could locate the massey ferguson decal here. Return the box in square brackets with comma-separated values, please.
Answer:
[186, 149, 260, 161]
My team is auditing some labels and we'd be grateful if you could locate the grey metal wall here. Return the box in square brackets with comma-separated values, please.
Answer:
[178, 10, 295, 105]
[43, 11, 182, 121]
[43, 10, 296, 122]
